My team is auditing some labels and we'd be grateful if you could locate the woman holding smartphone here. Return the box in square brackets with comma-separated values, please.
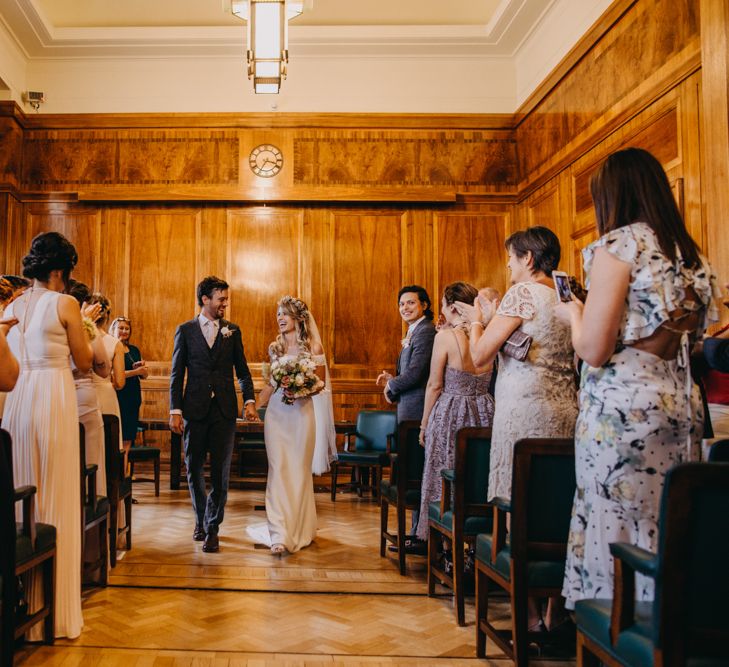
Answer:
[554, 148, 718, 610]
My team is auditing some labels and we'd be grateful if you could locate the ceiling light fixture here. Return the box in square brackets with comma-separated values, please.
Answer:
[231, 0, 309, 94]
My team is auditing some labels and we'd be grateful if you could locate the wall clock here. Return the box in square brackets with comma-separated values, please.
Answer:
[249, 144, 283, 178]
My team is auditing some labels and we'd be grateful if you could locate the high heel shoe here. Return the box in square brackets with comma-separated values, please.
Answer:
[271, 543, 286, 555]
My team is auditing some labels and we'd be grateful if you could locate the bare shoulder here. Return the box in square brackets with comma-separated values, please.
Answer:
[310, 340, 324, 355]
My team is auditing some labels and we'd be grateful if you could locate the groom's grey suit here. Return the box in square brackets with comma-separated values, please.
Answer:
[169, 316, 255, 534]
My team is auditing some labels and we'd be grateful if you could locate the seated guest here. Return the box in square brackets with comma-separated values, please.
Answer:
[68, 279, 111, 494]
[553, 148, 718, 611]
[110, 316, 149, 461]
[457, 226, 578, 631]
[3, 231, 93, 639]
[415, 282, 495, 543]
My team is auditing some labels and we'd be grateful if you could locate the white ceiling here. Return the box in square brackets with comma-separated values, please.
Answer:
[1, 0, 556, 58]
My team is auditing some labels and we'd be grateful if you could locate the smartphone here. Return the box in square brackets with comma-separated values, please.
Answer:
[552, 271, 573, 303]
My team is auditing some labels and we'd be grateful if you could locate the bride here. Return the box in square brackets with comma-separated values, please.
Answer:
[247, 296, 336, 555]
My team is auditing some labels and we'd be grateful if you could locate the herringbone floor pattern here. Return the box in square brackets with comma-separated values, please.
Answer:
[16, 473, 574, 666]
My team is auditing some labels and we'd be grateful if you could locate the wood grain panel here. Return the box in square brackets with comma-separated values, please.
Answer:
[127, 210, 198, 362]
[227, 209, 302, 365]
[435, 213, 508, 299]
[0, 116, 22, 189]
[331, 212, 403, 368]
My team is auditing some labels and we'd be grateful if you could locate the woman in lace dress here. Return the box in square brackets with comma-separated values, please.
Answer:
[2, 232, 94, 639]
[415, 282, 495, 541]
[555, 148, 718, 609]
[249, 296, 330, 555]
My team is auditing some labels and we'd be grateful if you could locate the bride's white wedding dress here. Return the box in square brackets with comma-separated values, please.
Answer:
[246, 351, 335, 553]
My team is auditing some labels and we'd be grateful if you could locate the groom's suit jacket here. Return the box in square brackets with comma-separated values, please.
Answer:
[385, 319, 436, 422]
[169, 317, 255, 421]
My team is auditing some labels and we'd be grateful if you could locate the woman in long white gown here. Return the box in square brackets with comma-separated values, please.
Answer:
[2, 231, 94, 639]
[247, 296, 336, 555]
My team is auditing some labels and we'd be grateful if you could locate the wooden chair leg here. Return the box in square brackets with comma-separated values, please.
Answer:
[100, 517, 108, 586]
[577, 631, 601, 667]
[511, 574, 529, 667]
[109, 501, 118, 567]
[372, 467, 379, 498]
[43, 552, 55, 644]
[330, 462, 338, 502]
[125, 496, 132, 550]
[356, 466, 363, 497]
[453, 533, 465, 626]
[476, 564, 488, 658]
[154, 456, 160, 497]
[380, 498, 388, 557]
[427, 524, 436, 596]
[397, 504, 407, 576]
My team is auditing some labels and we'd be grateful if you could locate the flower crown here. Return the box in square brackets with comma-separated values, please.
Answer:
[279, 295, 309, 319]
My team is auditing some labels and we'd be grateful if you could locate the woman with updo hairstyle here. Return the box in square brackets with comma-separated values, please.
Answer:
[415, 282, 495, 550]
[2, 231, 94, 639]
[247, 295, 334, 555]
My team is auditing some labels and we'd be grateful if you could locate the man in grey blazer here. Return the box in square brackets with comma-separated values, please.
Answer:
[377, 285, 436, 551]
[169, 276, 258, 553]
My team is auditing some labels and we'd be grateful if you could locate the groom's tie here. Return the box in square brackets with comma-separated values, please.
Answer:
[203, 319, 217, 348]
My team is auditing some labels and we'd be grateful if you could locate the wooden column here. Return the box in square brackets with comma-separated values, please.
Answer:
[700, 0, 729, 323]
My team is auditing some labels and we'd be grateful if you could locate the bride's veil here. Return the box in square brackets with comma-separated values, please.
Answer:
[308, 311, 338, 475]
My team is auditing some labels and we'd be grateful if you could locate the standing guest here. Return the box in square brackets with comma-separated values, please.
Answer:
[457, 226, 578, 631]
[0, 278, 17, 418]
[1, 274, 30, 302]
[169, 276, 258, 553]
[2, 232, 93, 639]
[110, 316, 149, 464]
[376, 285, 436, 551]
[0, 328, 19, 391]
[415, 282, 495, 542]
[88, 293, 125, 451]
[554, 148, 718, 610]
[67, 279, 111, 495]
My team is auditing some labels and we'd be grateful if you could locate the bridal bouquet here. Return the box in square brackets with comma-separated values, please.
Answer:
[270, 355, 324, 405]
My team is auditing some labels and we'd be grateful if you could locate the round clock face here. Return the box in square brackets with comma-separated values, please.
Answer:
[249, 144, 283, 178]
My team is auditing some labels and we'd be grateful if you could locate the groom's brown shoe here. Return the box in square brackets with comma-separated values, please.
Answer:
[202, 532, 219, 553]
[193, 528, 206, 541]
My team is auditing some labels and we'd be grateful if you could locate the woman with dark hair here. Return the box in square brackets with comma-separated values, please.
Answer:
[554, 148, 718, 609]
[457, 226, 578, 631]
[110, 316, 148, 462]
[415, 281, 495, 541]
[1, 231, 93, 639]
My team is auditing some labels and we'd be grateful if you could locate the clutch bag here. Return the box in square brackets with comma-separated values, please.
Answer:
[500, 329, 532, 361]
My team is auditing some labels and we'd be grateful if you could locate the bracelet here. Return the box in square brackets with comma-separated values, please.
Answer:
[470, 321, 485, 329]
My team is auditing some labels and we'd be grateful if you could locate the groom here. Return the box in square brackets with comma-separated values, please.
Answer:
[169, 276, 258, 553]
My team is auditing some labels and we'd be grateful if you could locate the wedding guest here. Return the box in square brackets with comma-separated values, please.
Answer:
[1, 274, 30, 302]
[554, 148, 717, 611]
[0, 278, 19, 417]
[67, 279, 110, 494]
[110, 316, 149, 462]
[457, 226, 578, 631]
[376, 285, 436, 551]
[0, 328, 18, 391]
[0, 277, 12, 310]
[2, 231, 93, 639]
[415, 282, 495, 543]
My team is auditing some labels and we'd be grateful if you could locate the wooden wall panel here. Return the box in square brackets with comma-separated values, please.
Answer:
[227, 209, 303, 364]
[434, 213, 508, 298]
[126, 210, 199, 362]
[331, 212, 404, 369]
[0, 115, 22, 189]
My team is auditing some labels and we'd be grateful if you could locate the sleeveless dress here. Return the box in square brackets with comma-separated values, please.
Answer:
[415, 350, 495, 540]
[562, 222, 718, 609]
[488, 282, 578, 500]
[3, 289, 83, 639]
[116, 343, 142, 442]
[74, 362, 106, 495]
[246, 352, 320, 552]
[92, 331, 122, 443]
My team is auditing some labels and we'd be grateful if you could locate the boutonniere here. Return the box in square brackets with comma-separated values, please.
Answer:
[401, 337, 410, 349]
[221, 325, 235, 338]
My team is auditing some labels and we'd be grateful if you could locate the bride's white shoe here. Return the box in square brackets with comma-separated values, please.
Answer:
[271, 543, 286, 555]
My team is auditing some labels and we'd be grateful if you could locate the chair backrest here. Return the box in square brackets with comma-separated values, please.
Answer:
[0, 428, 15, 571]
[454, 427, 492, 515]
[707, 438, 729, 462]
[654, 462, 729, 660]
[102, 414, 124, 501]
[395, 420, 425, 492]
[355, 410, 397, 452]
[257, 407, 267, 421]
[509, 438, 575, 562]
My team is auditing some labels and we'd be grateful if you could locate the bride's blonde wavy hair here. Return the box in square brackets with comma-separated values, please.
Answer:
[269, 295, 313, 358]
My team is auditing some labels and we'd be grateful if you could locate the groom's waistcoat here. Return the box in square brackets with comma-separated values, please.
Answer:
[169, 318, 255, 421]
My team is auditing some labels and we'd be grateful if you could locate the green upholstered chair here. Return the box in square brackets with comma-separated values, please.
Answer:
[707, 438, 729, 462]
[379, 420, 424, 575]
[331, 410, 397, 501]
[475, 438, 575, 666]
[427, 426, 492, 626]
[80, 423, 109, 586]
[1, 428, 55, 665]
[103, 414, 132, 567]
[128, 425, 161, 496]
[575, 462, 729, 667]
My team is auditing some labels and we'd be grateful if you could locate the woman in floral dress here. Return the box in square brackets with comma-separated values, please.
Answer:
[555, 148, 718, 608]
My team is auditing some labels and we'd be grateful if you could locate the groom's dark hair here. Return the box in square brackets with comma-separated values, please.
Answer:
[197, 275, 229, 307]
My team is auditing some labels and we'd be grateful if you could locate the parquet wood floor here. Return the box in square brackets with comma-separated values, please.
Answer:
[15, 476, 574, 666]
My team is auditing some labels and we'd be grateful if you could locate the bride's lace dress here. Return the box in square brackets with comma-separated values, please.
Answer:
[246, 352, 324, 552]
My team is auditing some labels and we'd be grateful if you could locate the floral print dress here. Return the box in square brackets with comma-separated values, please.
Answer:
[562, 222, 718, 609]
